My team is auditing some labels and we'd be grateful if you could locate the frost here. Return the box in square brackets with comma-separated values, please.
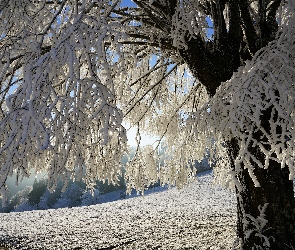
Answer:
[1, 0, 295, 207]
[0, 171, 237, 249]
[243, 203, 273, 248]
[188, 1, 295, 188]
[0, 1, 127, 202]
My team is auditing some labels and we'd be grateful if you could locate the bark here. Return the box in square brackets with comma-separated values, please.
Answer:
[236, 106, 295, 248]
[178, 1, 295, 246]
[236, 160, 295, 249]
[228, 138, 295, 249]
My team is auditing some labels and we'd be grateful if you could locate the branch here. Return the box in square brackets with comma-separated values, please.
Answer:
[135, 84, 160, 124]
[179, 35, 221, 96]
[126, 64, 178, 116]
[210, 0, 227, 44]
[112, 9, 158, 27]
[154, 83, 202, 151]
[239, 0, 259, 55]
[44, 1, 64, 4]
[130, 60, 169, 87]
[41, 0, 67, 37]
[228, 0, 242, 66]
[267, 0, 282, 17]
[198, 1, 212, 16]
[105, 0, 121, 17]
[258, 0, 281, 45]
[165, 0, 178, 20]
[3, 45, 51, 79]
[0, 0, 9, 13]
[1, 54, 23, 65]
[132, 0, 170, 33]
[258, 0, 267, 44]
[149, 0, 176, 27]
[266, 0, 281, 37]
[105, 33, 174, 50]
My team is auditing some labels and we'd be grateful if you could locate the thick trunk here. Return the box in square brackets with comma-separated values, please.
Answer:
[228, 138, 295, 249]
[176, 2, 293, 246]
[235, 161, 295, 249]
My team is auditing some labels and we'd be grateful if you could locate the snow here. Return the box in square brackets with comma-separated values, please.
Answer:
[0, 171, 237, 249]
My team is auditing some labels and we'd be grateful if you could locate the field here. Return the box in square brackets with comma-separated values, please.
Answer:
[0, 171, 237, 249]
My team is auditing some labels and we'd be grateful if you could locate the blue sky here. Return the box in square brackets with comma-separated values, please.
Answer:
[120, 0, 137, 8]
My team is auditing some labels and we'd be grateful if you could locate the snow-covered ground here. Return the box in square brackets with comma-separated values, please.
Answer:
[0, 171, 237, 249]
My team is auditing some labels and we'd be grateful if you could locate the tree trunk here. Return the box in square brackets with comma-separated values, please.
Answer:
[177, 4, 295, 245]
[228, 136, 295, 249]
[235, 161, 295, 249]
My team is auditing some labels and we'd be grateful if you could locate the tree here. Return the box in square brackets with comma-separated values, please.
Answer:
[81, 188, 100, 206]
[28, 178, 47, 205]
[4, 185, 32, 212]
[0, 0, 295, 248]
[53, 182, 83, 208]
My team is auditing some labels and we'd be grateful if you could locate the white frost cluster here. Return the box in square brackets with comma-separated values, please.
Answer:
[191, 1, 295, 187]
[171, 0, 208, 49]
[0, 1, 127, 206]
[119, 62, 209, 191]
[243, 203, 273, 248]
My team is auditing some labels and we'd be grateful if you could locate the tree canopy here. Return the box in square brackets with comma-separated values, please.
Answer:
[0, 0, 295, 223]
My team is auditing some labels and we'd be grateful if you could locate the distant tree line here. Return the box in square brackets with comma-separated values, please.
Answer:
[0, 146, 211, 213]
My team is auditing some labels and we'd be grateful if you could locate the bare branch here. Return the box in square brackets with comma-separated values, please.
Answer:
[239, 0, 259, 55]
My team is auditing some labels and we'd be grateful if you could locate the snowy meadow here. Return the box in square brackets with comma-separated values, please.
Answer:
[0, 171, 237, 250]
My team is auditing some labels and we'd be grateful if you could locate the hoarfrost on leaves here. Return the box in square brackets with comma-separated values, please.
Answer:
[0, 1, 127, 205]
[199, 2, 295, 188]
[1, 0, 295, 206]
[109, 0, 295, 193]
[243, 203, 273, 248]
